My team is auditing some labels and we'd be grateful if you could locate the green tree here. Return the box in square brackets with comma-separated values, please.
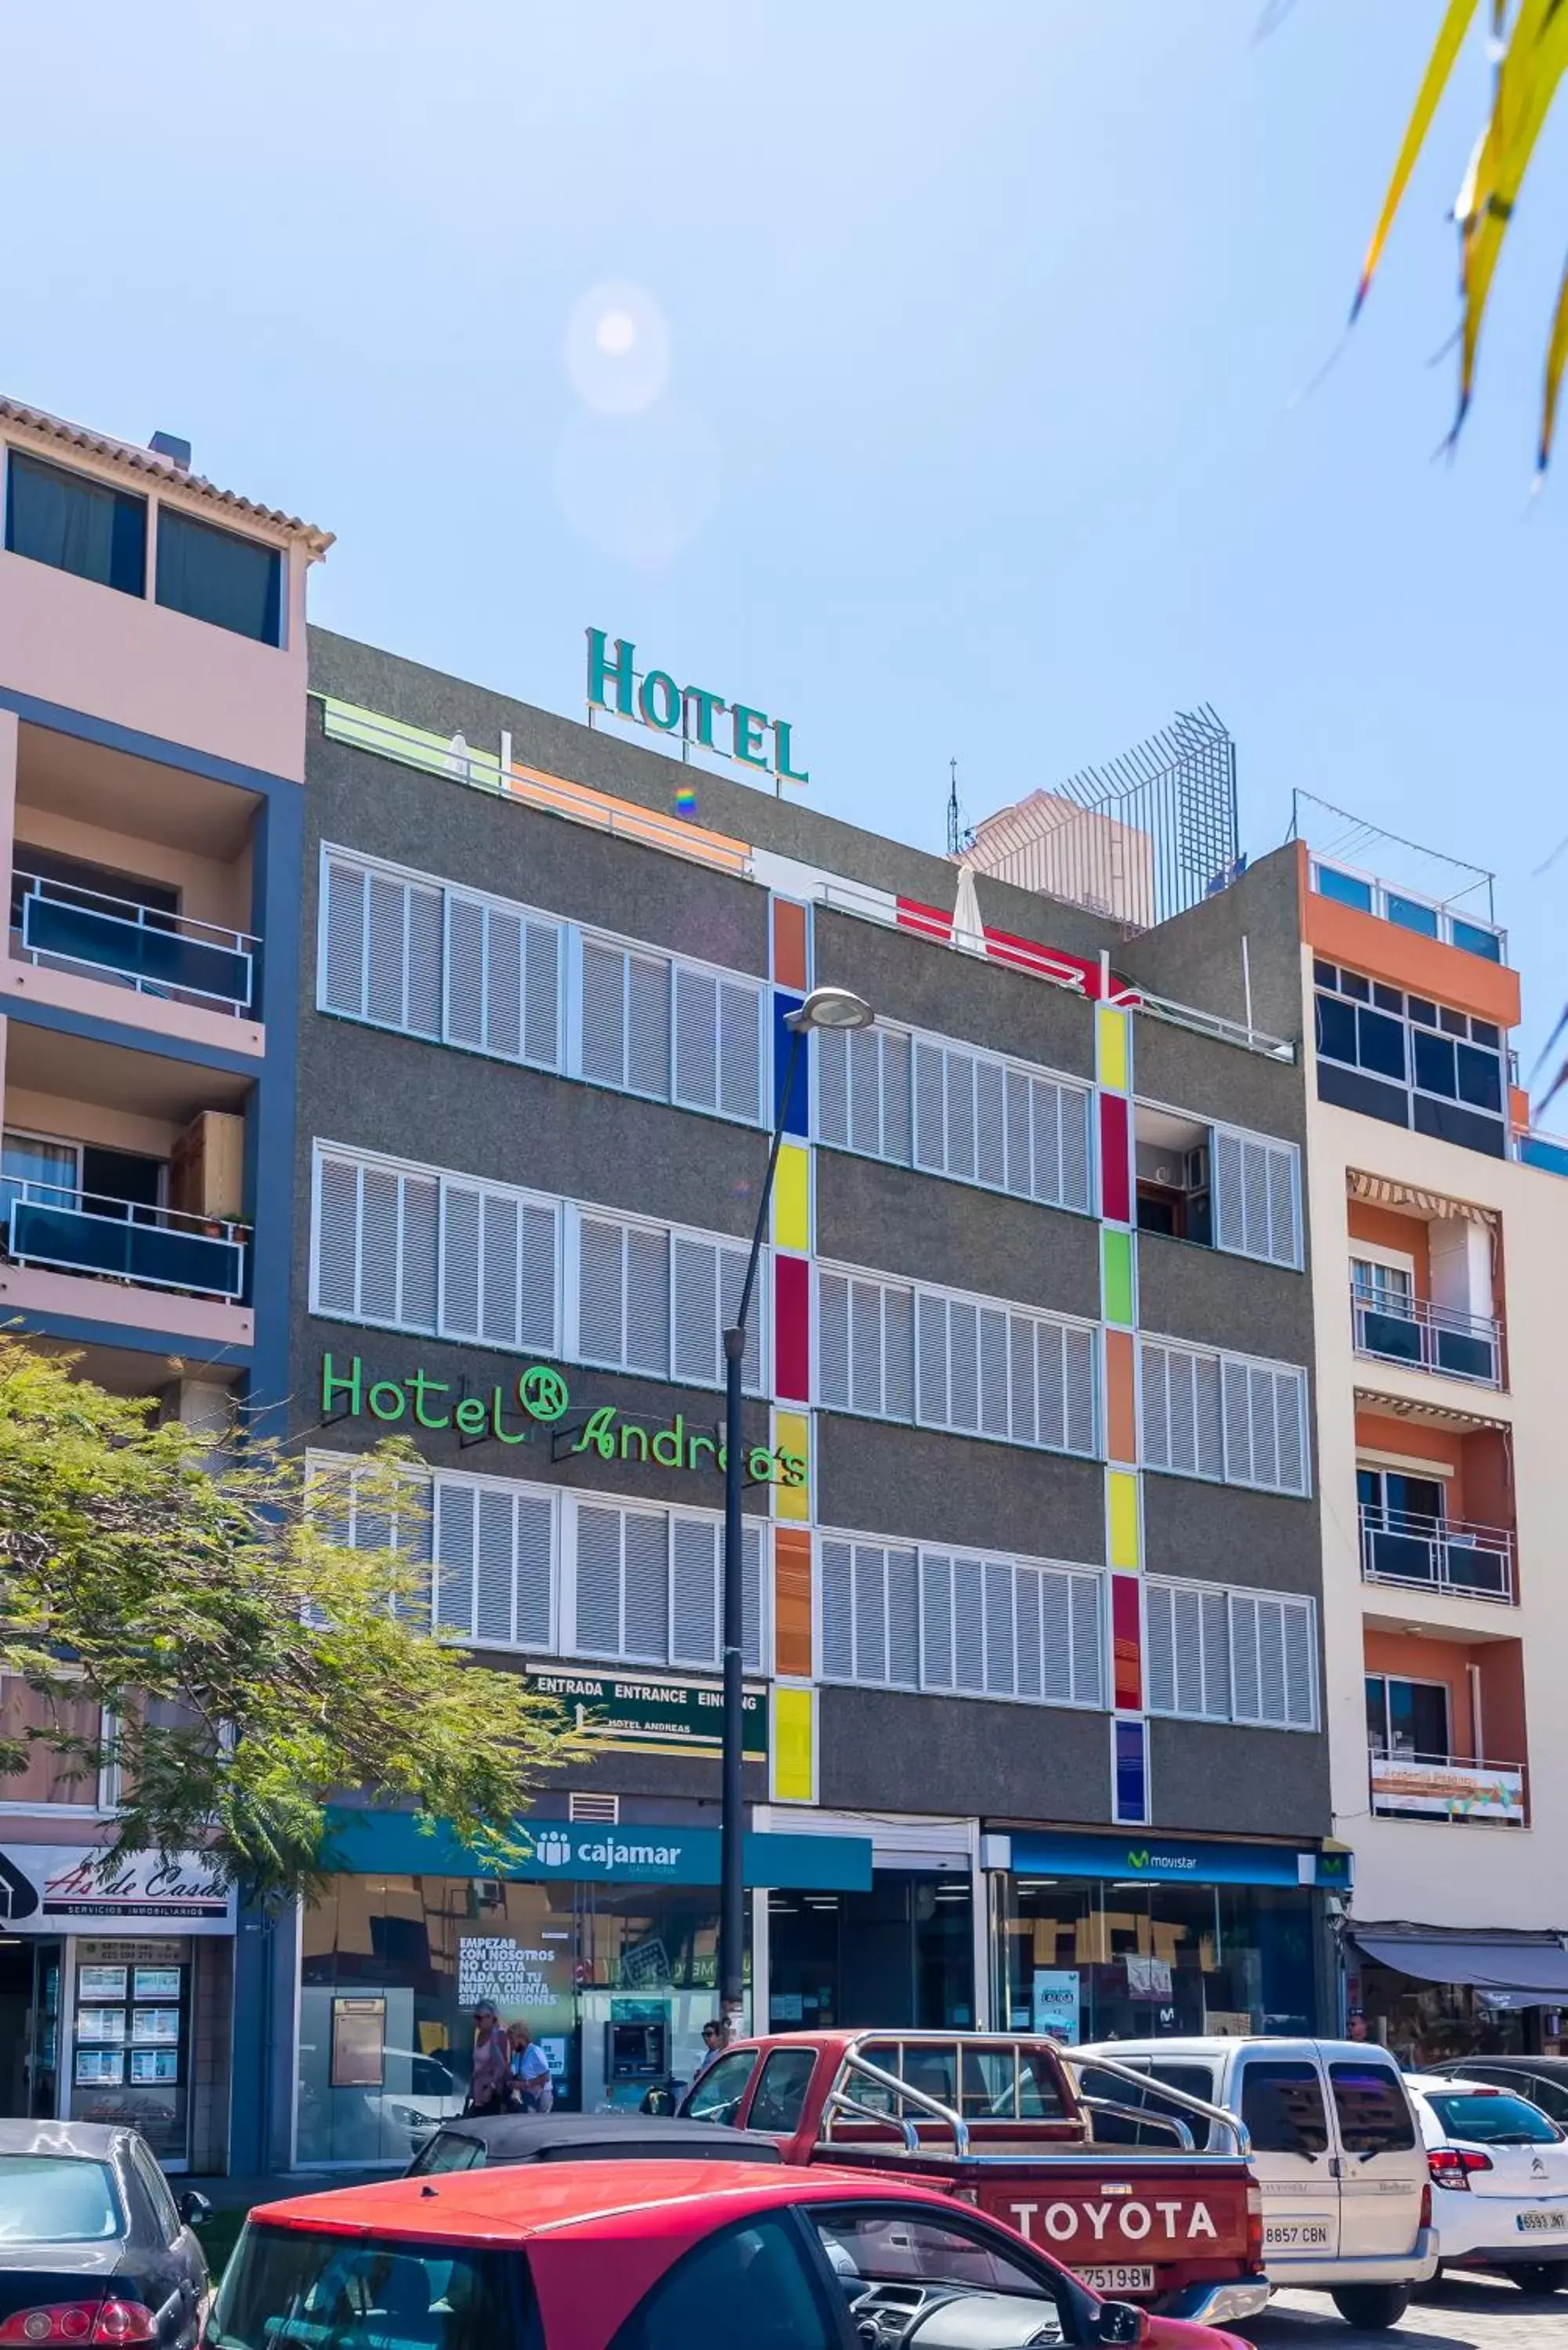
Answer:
[1354, 0, 1568, 468]
[0, 1332, 588, 1900]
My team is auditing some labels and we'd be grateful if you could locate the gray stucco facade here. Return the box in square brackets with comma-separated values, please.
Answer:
[292, 627, 1335, 2041]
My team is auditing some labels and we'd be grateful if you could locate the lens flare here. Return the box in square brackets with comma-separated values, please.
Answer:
[565, 282, 670, 415]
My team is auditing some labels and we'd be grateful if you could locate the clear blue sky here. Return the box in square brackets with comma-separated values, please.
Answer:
[4, 2, 1565, 1083]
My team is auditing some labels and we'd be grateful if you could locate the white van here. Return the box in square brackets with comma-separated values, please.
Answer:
[1071, 2037, 1436, 2330]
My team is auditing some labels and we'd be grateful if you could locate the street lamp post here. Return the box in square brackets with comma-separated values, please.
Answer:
[719, 985, 874, 2038]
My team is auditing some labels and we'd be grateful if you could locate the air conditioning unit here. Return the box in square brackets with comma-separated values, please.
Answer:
[1185, 1146, 1209, 1191]
[569, 1791, 620, 1825]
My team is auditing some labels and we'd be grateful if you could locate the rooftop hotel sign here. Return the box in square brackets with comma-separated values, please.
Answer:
[587, 628, 809, 790]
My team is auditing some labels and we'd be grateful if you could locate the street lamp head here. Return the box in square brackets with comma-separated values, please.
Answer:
[786, 986, 874, 1034]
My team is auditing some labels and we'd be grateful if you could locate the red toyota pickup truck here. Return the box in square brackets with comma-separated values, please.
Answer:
[676, 2030, 1267, 2332]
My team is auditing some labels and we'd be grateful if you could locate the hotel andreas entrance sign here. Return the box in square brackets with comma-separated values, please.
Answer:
[586, 630, 810, 792]
[319, 1352, 806, 1491]
[526, 1668, 767, 1763]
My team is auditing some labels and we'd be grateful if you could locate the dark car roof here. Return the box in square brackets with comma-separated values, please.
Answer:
[412, 2113, 782, 2167]
[0, 2120, 132, 2160]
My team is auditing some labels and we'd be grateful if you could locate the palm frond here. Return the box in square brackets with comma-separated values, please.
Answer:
[1353, 0, 1480, 319]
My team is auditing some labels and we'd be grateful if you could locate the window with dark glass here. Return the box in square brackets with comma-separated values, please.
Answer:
[612, 2214, 839, 2350]
[1313, 961, 1506, 1141]
[155, 506, 282, 644]
[5, 450, 146, 596]
[1329, 2062, 1417, 2154]
[1237, 2059, 1329, 2157]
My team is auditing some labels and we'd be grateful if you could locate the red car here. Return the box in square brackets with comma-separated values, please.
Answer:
[210, 2158, 1252, 2350]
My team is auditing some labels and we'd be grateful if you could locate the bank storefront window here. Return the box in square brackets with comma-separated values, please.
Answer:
[997, 1835, 1332, 2042]
[298, 1873, 735, 2164]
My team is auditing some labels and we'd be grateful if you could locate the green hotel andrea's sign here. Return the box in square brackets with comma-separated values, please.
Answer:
[320, 1353, 806, 1491]
[526, 1668, 768, 1763]
[587, 627, 808, 787]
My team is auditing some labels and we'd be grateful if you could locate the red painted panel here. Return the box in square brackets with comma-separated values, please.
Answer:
[774, 1253, 811, 1401]
[772, 899, 808, 991]
[1099, 1090, 1131, 1224]
[1112, 1574, 1143, 1712]
[896, 896, 953, 942]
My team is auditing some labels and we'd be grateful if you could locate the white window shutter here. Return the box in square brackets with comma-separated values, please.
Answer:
[718, 979, 761, 1123]
[523, 920, 562, 1068]
[883, 1284, 914, 1420]
[817, 1271, 851, 1408]
[1283, 1598, 1316, 1727]
[1172, 1585, 1205, 1716]
[623, 1225, 671, 1375]
[881, 1031, 912, 1162]
[976, 1058, 1006, 1188]
[1005, 1068, 1035, 1199]
[817, 1028, 850, 1148]
[979, 1308, 1010, 1438]
[952, 1556, 985, 1692]
[624, 1509, 669, 1662]
[1266, 1145, 1299, 1268]
[473, 1488, 515, 1646]
[1229, 1593, 1263, 1723]
[1212, 1129, 1245, 1257]
[519, 1203, 558, 1353]
[1201, 1586, 1230, 1717]
[1140, 1340, 1171, 1470]
[1070, 1574, 1103, 1705]
[916, 1291, 949, 1426]
[1028, 1076, 1064, 1206]
[577, 1217, 626, 1365]
[1277, 1368, 1309, 1495]
[358, 1166, 400, 1322]
[670, 1515, 719, 1666]
[921, 1553, 955, 1689]
[322, 859, 367, 1018]
[913, 1041, 945, 1172]
[853, 1546, 887, 1683]
[432, 1480, 477, 1640]
[742, 1520, 767, 1672]
[1146, 1582, 1176, 1713]
[1060, 1086, 1092, 1213]
[626, 953, 671, 1098]
[1195, 1354, 1224, 1479]
[848, 1027, 882, 1155]
[886, 1546, 919, 1686]
[398, 1175, 439, 1329]
[984, 1559, 1015, 1695]
[366, 873, 406, 1027]
[445, 894, 486, 1050]
[574, 1503, 623, 1656]
[406, 890, 443, 1035]
[315, 1155, 360, 1314]
[948, 1300, 980, 1432]
[1221, 1356, 1253, 1486]
[480, 906, 523, 1061]
[945, 1049, 978, 1180]
[673, 965, 719, 1113]
[1064, 1325, 1097, 1455]
[717, 1242, 763, 1394]
[672, 1235, 721, 1388]
[820, 1539, 854, 1680]
[515, 1493, 554, 1650]
[580, 941, 627, 1087]
[1039, 1571, 1071, 1703]
[480, 1191, 521, 1347]
[1014, 1567, 1044, 1698]
[439, 1183, 483, 1338]
[1009, 1314, 1039, 1446]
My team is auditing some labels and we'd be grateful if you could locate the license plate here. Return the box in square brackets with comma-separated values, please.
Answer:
[1516, 2210, 1568, 2233]
[1265, 2222, 1332, 2248]
[1078, 2266, 1155, 2295]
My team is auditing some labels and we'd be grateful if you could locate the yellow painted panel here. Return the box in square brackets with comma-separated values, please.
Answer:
[1107, 1470, 1141, 1569]
[772, 1684, 816, 1803]
[774, 1144, 811, 1253]
[774, 1409, 811, 1520]
[1097, 1003, 1129, 1094]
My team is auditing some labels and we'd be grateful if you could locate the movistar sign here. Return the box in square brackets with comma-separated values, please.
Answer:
[1010, 1832, 1351, 1890]
[587, 628, 809, 786]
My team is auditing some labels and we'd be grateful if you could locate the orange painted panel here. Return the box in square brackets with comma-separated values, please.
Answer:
[773, 899, 808, 991]
[774, 1525, 814, 1678]
[1104, 1328, 1137, 1466]
[1511, 1084, 1531, 1134]
[1346, 1199, 1431, 1294]
[1302, 880, 1519, 1029]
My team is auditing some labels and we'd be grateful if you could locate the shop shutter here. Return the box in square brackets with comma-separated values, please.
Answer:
[673, 965, 762, 1123]
[445, 890, 562, 1069]
[1222, 1357, 1310, 1497]
[1212, 1125, 1301, 1270]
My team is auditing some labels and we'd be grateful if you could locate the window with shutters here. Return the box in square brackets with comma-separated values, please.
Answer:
[432, 1476, 555, 1650]
[818, 1264, 1095, 1455]
[568, 1498, 765, 1672]
[313, 1145, 558, 1351]
[1139, 1335, 1309, 1497]
[818, 1022, 1091, 1214]
[1211, 1123, 1301, 1268]
[573, 1210, 763, 1393]
[819, 1532, 1104, 1708]
[1147, 1580, 1317, 1731]
[307, 1455, 432, 1628]
[319, 845, 775, 1125]
[577, 935, 672, 1101]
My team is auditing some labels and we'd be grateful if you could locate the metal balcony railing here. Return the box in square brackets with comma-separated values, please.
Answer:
[1368, 1748, 1525, 1827]
[13, 872, 257, 1016]
[3, 1180, 247, 1301]
[1350, 1281, 1503, 1388]
[1359, 1504, 1514, 1603]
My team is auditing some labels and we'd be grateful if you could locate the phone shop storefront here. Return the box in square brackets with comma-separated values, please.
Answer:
[294, 1810, 872, 2167]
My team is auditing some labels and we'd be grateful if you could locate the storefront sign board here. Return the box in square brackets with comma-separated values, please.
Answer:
[525, 1668, 767, 1762]
[0, 1846, 235, 1934]
[1009, 1833, 1351, 1890]
[1368, 1755, 1523, 1824]
[323, 1806, 873, 1891]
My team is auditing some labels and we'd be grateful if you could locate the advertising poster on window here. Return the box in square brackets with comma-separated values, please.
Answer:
[78, 1965, 128, 2001]
[132, 1967, 182, 2001]
[1031, 1969, 1081, 2045]
[130, 2049, 179, 2085]
[75, 2048, 124, 2087]
[75, 2006, 127, 2044]
[131, 2006, 181, 2045]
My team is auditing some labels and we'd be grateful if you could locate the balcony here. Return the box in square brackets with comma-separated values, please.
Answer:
[13, 870, 256, 1017]
[5, 1179, 246, 1302]
[1359, 1503, 1514, 1603]
[1368, 1748, 1525, 1827]
[1350, 1281, 1502, 1388]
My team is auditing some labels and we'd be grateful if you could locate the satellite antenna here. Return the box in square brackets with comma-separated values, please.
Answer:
[946, 757, 973, 859]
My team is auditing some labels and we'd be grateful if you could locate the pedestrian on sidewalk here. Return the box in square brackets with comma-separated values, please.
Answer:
[466, 2001, 511, 2117]
[507, 2020, 554, 2113]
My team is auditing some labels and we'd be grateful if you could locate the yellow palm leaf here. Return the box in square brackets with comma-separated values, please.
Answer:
[1353, 0, 1479, 317]
[1454, 0, 1568, 428]
[1538, 250, 1568, 466]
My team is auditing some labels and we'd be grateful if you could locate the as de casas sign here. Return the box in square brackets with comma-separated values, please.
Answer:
[587, 628, 809, 787]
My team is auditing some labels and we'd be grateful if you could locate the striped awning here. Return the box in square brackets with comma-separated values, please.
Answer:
[1349, 1170, 1497, 1228]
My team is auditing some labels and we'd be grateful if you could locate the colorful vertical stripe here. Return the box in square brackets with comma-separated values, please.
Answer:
[1096, 1000, 1147, 1828]
[770, 902, 817, 1791]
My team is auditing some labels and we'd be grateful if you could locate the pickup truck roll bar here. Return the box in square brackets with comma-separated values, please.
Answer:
[812, 2032, 1248, 2164]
